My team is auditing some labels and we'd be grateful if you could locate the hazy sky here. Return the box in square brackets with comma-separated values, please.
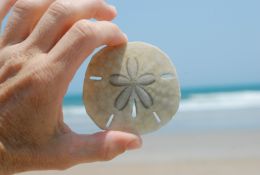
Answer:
[2, 0, 260, 94]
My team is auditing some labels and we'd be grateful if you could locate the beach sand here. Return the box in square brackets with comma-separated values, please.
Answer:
[19, 106, 260, 175]
[21, 129, 260, 175]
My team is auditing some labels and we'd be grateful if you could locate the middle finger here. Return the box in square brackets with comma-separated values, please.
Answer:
[25, 0, 117, 52]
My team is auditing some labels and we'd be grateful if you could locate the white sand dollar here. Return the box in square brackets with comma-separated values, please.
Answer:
[83, 42, 180, 134]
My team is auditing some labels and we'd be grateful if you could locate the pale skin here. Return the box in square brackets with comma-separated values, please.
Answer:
[0, 0, 142, 174]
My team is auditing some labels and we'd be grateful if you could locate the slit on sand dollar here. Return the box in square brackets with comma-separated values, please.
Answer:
[106, 114, 114, 128]
[160, 73, 175, 80]
[153, 112, 161, 123]
[131, 99, 137, 118]
[90, 76, 102, 81]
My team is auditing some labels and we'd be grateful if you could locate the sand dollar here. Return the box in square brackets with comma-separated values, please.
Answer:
[83, 42, 180, 134]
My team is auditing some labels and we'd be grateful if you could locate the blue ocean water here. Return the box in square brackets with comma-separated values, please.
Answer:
[63, 84, 260, 134]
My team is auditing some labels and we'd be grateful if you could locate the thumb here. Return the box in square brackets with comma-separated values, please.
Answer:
[64, 131, 142, 165]
[85, 131, 142, 161]
[15, 131, 142, 171]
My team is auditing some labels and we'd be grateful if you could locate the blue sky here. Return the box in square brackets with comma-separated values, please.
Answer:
[2, 0, 260, 94]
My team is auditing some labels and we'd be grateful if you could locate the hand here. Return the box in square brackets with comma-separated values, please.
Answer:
[0, 0, 142, 174]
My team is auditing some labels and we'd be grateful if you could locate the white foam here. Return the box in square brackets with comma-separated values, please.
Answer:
[63, 106, 86, 116]
[62, 91, 260, 116]
[179, 91, 260, 112]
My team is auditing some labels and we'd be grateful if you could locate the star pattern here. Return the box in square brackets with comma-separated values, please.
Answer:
[109, 57, 156, 110]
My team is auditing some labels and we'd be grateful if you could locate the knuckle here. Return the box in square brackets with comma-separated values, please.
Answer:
[16, 61, 49, 89]
[13, 0, 39, 14]
[98, 21, 119, 32]
[94, 0, 115, 19]
[87, 0, 107, 19]
[109, 23, 120, 33]
[27, 64, 52, 86]
[101, 147, 114, 161]
[99, 145, 124, 161]
[4, 58, 19, 67]
[111, 23, 120, 32]
[48, 1, 74, 19]
[0, 59, 22, 84]
[95, 0, 104, 5]
[2, 58, 23, 73]
[73, 20, 97, 41]
[27, 69, 43, 85]
[93, 0, 105, 9]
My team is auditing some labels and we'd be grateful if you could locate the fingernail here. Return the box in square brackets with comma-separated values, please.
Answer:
[127, 139, 142, 150]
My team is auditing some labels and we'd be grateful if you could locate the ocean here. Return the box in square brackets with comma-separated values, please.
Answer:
[63, 84, 260, 134]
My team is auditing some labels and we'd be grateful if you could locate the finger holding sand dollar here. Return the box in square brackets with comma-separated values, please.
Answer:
[83, 42, 180, 134]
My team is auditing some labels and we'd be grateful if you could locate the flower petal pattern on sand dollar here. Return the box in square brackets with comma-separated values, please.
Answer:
[135, 86, 153, 108]
[110, 74, 131, 86]
[137, 73, 156, 86]
[115, 86, 133, 110]
[110, 56, 156, 110]
[127, 57, 139, 79]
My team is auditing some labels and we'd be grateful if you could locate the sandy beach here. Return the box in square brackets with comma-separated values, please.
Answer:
[22, 106, 260, 175]
[20, 129, 260, 175]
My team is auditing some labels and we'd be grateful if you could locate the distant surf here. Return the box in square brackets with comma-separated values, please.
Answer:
[63, 84, 260, 133]
[63, 90, 260, 115]
[63, 84, 260, 114]
[180, 91, 260, 112]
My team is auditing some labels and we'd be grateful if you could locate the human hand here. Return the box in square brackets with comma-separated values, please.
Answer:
[0, 0, 142, 174]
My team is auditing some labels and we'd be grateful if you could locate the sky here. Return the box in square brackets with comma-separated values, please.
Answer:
[2, 0, 260, 94]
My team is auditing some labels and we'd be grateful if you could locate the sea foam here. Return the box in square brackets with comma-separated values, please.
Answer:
[179, 91, 260, 112]
[63, 91, 260, 116]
